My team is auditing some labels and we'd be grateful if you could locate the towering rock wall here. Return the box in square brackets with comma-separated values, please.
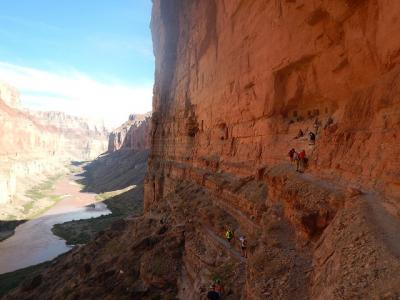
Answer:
[108, 113, 151, 152]
[148, 0, 400, 199]
[5, 2, 400, 299]
[145, 0, 400, 298]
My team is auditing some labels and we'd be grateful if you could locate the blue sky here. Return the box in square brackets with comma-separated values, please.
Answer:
[0, 0, 154, 128]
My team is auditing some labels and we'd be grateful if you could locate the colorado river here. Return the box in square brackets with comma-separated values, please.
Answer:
[0, 174, 111, 274]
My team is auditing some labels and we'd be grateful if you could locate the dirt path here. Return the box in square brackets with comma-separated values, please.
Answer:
[203, 225, 246, 262]
[0, 174, 110, 274]
[363, 193, 400, 259]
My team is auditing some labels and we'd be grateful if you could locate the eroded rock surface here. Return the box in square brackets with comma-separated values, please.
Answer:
[4, 1, 400, 299]
[145, 0, 400, 298]
[108, 113, 151, 152]
[0, 83, 108, 207]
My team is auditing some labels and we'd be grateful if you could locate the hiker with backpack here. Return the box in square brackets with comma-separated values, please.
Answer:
[225, 229, 234, 246]
[207, 278, 224, 300]
[298, 149, 307, 172]
[214, 278, 224, 298]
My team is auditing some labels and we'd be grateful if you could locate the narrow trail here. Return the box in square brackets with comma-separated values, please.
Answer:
[203, 225, 246, 262]
[363, 193, 400, 258]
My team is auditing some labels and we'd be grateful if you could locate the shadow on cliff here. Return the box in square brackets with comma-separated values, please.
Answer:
[49, 149, 149, 246]
[76, 149, 149, 194]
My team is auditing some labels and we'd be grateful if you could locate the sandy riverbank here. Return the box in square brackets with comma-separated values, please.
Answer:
[0, 174, 110, 274]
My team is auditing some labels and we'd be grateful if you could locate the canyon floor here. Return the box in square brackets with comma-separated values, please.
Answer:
[0, 149, 148, 297]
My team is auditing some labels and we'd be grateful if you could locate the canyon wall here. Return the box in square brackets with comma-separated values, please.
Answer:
[32, 111, 108, 160]
[5, 1, 400, 299]
[0, 83, 108, 207]
[145, 0, 400, 298]
[108, 112, 151, 152]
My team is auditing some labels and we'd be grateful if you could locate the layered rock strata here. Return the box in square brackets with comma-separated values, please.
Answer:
[144, 0, 400, 298]
[0, 83, 108, 206]
[32, 111, 108, 160]
[108, 112, 151, 152]
[5, 1, 400, 299]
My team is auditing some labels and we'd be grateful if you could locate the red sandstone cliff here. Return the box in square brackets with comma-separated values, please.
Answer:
[108, 113, 151, 152]
[144, 0, 400, 298]
[4, 1, 400, 299]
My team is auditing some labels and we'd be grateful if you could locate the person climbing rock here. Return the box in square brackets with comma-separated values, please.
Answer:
[239, 235, 248, 258]
[225, 229, 234, 245]
[294, 129, 304, 139]
[298, 149, 306, 172]
[288, 148, 296, 163]
[309, 131, 316, 145]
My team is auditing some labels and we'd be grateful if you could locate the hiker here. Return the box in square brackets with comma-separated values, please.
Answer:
[293, 150, 300, 172]
[294, 129, 304, 139]
[298, 149, 306, 172]
[225, 229, 234, 245]
[309, 131, 316, 145]
[239, 236, 248, 258]
[214, 278, 225, 298]
[288, 148, 296, 163]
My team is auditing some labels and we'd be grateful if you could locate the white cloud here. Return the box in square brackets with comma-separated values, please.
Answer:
[0, 61, 153, 129]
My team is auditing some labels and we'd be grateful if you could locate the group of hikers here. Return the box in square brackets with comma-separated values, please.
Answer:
[288, 148, 307, 172]
[294, 129, 316, 145]
[207, 116, 335, 298]
[288, 117, 331, 172]
[225, 229, 247, 258]
[206, 229, 247, 299]
[293, 117, 321, 144]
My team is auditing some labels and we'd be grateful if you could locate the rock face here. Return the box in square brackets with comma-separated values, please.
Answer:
[5, 1, 400, 299]
[32, 111, 108, 160]
[108, 112, 151, 152]
[0, 83, 108, 206]
[144, 0, 400, 298]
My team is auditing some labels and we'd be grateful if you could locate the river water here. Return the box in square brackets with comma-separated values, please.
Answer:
[0, 174, 110, 274]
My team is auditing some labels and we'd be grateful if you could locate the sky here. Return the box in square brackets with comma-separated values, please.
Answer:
[0, 0, 154, 128]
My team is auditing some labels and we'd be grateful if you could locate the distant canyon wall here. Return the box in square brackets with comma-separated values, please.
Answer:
[32, 111, 108, 160]
[0, 82, 108, 205]
[0, 81, 20, 108]
[108, 113, 151, 152]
